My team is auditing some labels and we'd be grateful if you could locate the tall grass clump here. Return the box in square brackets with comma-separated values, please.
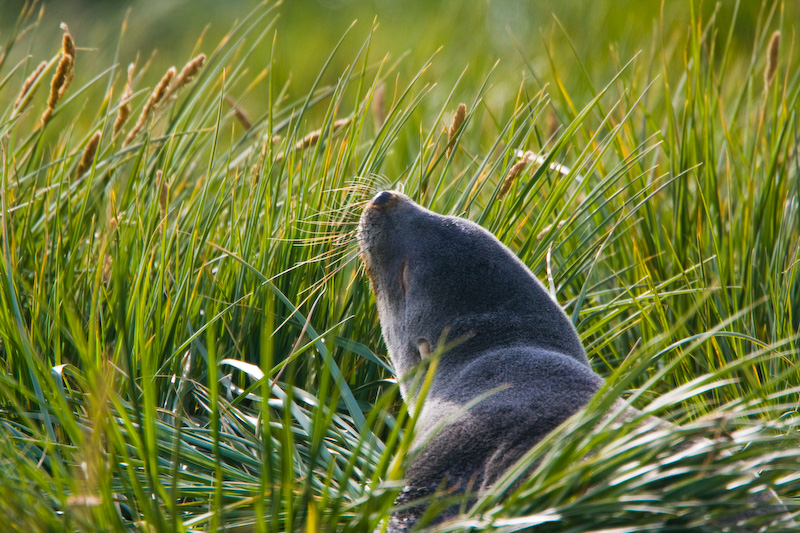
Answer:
[0, 0, 798, 531]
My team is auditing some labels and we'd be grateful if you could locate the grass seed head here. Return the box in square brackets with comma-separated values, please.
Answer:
[102, 253, 113, 285]
[124, 66, 176, 146]
[372, 82, 387, 126]
[275, 117, 352, 162]
[41, 24, 76, 125]
[165, 54, 206, 100]
[536, 220, 567, 241]
[150, 66, 176, 108]
[76, 131, 101, 178]
[446, 103, 466, 157]
[225, 95, 253, 130]
[765, 30, 780, 88]
[13, 60, 47, 112]
[114, 63, 135, 136]
[157, 170, 169, 217]
[498, 158, 528, 199]
[60, 23, 76, 58]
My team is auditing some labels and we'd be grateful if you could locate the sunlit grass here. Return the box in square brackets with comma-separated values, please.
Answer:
[0, 0, 798, 531]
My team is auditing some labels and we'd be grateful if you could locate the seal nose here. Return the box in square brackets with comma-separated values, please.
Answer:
[370, 191, 394, 207]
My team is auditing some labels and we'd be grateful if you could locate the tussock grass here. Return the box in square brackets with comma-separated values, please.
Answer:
[0, 1, 798, 531]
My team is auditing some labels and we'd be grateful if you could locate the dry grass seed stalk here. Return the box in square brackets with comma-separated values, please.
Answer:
[446, 102, 466, 157]
[114, 63, 136, 136]
[157, 170, 169, 217]
[13, 61, 48, 112]
[41, 24, 76, 125]
[225, 96, 253, 130]
[75, 131, 101, 178]
[765, 30, 780, 88]
[275, 117, 352, 162]
[164, 54, 206, 101]
[371, 83, 387, 126]
[124, 66, 176, 146]
[498, 158, 529, 199]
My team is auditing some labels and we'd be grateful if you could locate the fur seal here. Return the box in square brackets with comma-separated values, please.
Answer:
[358, 190, 787, 531]
[358, 190, 603, 530]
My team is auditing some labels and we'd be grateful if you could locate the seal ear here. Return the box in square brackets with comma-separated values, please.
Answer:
[417, 339, 431, 359]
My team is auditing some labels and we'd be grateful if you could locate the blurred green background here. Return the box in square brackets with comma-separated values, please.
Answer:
[2, 0, 786, 116]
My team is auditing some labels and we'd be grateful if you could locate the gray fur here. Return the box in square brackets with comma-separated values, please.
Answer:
[357, 191, 787, 531]
[359, 192, 601, 530]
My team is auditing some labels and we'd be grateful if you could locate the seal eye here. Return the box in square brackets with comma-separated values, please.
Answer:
[371, 191, 393, 207]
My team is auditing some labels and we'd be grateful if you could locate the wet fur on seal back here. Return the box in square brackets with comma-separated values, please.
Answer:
[358, 191, 603, 530]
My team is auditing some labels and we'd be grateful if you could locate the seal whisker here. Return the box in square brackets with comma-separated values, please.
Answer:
[295, 220, 361, 228]
[302, 250, 363, 296]
[300, 200, 370, 221]
[291, 233, 355, 246]
[292, 227, 358, 246]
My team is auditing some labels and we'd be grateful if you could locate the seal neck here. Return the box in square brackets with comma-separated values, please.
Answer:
[443, 311, 588, 366]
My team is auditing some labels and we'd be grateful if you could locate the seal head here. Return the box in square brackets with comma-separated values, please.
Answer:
[359, 190, 590, 404]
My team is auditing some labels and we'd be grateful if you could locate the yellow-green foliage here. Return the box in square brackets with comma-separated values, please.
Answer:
[0, 1, 798, 531]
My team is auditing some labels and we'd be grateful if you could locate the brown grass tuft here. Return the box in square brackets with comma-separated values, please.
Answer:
[114, 63, 135, 136]
[102, 253, 113, 285]
[446, 103, 466, 157]
[76, 131, 101, 178]
[13, 60, 47, 112]
[41, 24, 76, 125]
[536, 220, 567, 241]
[372, 83, 387, 126]
[764, 30, 780, 88]
[275, 117, 352, 162]
[124, 66, 176, 146]
[498, 158, 528, 199]
[157, 170, 169, 217]
[60, 23, 76, 58]
[225, 95, 253, 130]
[164, 54, 206, 101]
